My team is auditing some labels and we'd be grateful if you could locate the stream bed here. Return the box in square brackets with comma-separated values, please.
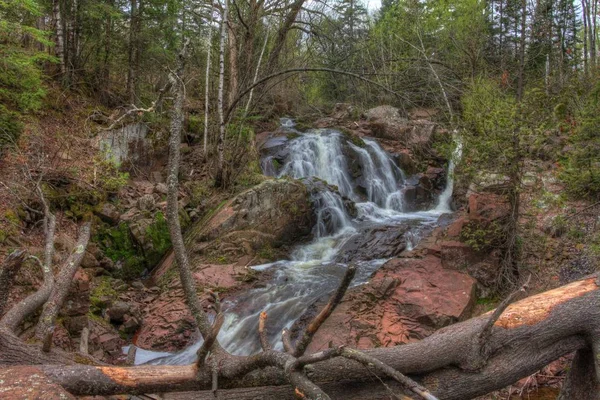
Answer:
[132, 120, 455, 364]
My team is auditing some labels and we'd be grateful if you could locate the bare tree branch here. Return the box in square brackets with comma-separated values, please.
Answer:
[293, 265, 356, 357]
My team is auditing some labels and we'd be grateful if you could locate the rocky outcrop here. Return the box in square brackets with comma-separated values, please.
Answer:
[301, 255, 476, 353]
[335, 224, 411, 262]
[137, 178, 316, 350]
[365, 105, 440, 148]
[184, 178, 315, 261]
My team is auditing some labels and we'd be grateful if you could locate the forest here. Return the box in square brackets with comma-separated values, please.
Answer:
[1, 0, 600, 398]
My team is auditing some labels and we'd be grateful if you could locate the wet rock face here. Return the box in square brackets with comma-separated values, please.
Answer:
[336, 224, 410, 262]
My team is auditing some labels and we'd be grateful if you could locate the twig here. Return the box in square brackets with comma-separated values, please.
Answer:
[340, 348, 438, 400]
[292, 346, 344, 370]
[293, 265, 356, 357]
[197, 313, 225, 367]
[211, 357, 219, 399]
[258, 311, 271, 351]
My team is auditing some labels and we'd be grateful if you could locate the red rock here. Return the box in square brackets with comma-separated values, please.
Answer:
[440, 240, 482, 270]
[467, 192, 509, 221]
[135, 292, 197, 351]
[305, 255, 476, 353]
[446, 216, 466, 238]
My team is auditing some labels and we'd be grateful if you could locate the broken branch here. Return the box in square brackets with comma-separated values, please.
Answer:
[293, 265, 356, 357]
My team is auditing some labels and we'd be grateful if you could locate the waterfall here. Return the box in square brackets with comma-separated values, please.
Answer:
[136, 125, 449, 365]
[278, 132, 356, 200]
[435, 135, 463, 212]
[276, 130, 405, 213]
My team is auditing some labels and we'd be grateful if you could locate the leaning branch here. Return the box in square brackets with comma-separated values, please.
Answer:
[225, 68, 410, 122]
[35, 222, 92, 349]
[165, 38, 214, 341]
[293, 265, 356, 357]
[0, 216, 56, 333]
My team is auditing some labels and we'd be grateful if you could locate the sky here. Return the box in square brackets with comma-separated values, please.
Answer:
[365, 0, 382, 12]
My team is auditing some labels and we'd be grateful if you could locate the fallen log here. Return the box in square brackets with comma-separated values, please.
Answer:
[1, 275, 598, 399]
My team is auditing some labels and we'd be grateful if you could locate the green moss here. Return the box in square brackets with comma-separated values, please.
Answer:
[89, 277, 118, 315]
[339, 127, 365, 147]
[145, 211, 172, 266]
[257, 243, 276, 261]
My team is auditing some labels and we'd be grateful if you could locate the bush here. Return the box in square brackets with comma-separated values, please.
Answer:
[0, 105, 23, 152]
[559, 80, 600, 199]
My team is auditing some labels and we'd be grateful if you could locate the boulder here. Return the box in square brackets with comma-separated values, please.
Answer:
[365, 105, 440, 149]
[302, 255, 476, 353]
[467, 192, 510, 221]
[107, 301, 130, 323]
[137, 194, 156, 211]
[96, 203, 120, 225]
[187, 179, 315, 253]
[336, 224, 410, 262]
[440, 240, 482, 270]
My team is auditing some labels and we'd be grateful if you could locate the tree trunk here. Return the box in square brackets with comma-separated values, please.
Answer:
[0, 250, 26, 316]
[53, 0, 66, 78]
[227, 9, 239, 109]
[214, 1, 229, 188]
[127, 0, 141, 104]
[583, 0, 589, 75]
[35, 222, 91, 346]
[264, 0, 305, 73]
[2, 276, 599, 400]
[203, 7, 214, 156]
[166, 39, 213, 340]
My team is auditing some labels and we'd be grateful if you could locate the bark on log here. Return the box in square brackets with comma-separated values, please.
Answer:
[2, 276, 598, 399]
[0, 250, 26, 316]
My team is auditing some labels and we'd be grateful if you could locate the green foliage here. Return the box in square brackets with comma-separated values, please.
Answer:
[0, 0, 54, 151]
[0, 105, 23, 151]
[461, 78, 519, 179]
[89, 276, 119, 314]
[95, 211, 171, 281]
[460, 220, 503, 252]
[560, 80, 600, 199]
[145, 211, 172, 264]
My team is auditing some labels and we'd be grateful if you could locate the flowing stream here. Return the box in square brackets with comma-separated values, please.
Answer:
[132, 120, 455, 365]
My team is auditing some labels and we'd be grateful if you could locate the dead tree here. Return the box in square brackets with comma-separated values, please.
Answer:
[1, 273, 599, 399]
[35, 221, 91, 350]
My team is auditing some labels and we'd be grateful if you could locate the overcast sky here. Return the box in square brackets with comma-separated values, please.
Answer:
[365, 0, 382, 12]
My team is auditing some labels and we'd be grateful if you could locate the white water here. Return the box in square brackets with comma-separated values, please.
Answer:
[434, 134, 463, 212]
[131, 123, 456, 365]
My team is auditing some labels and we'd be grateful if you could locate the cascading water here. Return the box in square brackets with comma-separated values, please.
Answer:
[435, 134, 463, 212]
[133, 122, 456, 365]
